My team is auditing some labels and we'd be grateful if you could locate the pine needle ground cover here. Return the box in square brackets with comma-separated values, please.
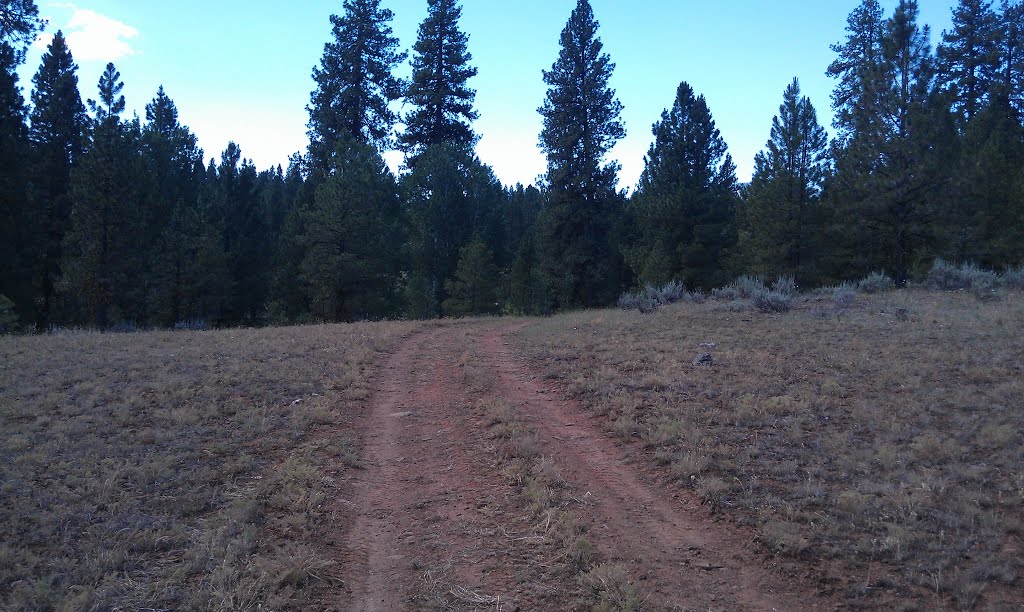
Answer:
[0, 321, 417, 610]
[515, 291, 1024, 609]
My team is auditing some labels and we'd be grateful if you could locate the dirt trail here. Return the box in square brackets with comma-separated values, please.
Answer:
[330, 323, 835, 611]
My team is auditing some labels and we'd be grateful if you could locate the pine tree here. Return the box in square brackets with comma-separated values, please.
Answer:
[628, 82, 739, 290]
[948, 102, 1024, 265]
[741, 78, 830, 286]
[301, 136, 402, 321]
[308, 0, 406, 166]
[938, 0, 1000, 125]
[536, 0, 626, 309]
[402, 143, 505, 318]
[399, 0, 478, 161]
[142, 86, 209, 326]
[27, 30, 88, 329]
[993, 0, 1024, 116]
[829, 0, 943, 284]
[0, 41, 30, 323]
[442, 239, 501, 316]
[828, 0, 888, 145]
[1, 0, 45, 63]
[62, 63, 144, 327]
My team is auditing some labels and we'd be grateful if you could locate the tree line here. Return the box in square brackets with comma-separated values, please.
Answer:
[1, 0, 1022, 331]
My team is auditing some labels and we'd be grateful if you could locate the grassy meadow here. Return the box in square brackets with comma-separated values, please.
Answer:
[1, 287, 1021, 610]
[516, 289, 1024, 609]
[0, 321, 418, 610]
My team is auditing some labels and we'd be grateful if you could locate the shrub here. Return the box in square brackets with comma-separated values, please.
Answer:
[174, 318, 209, 331]
[771, 275, 797, 297]
[831, 283, 857, 307]
[859, 271, 895, 293]
[1002, 266, 1024, 290]
[927, 259, 999, 292]
[711, 286, 740, 301]
[753, 290, 794, 313]
[617, 291, 658, 313]
[733, 275, 766, 298]
[653, 280, 688, 305]
[619, 280, 696, 312]
[109, 320, 140, 334]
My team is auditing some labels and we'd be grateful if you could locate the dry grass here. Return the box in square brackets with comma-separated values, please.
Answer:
[0, 321, 418, 610]
[516, 290, 1024, 609]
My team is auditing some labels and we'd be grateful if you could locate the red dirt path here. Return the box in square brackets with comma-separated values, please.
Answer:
[326, 323, 837, 610]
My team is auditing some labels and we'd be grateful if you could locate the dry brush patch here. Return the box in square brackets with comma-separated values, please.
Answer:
[515, 290, 1024, 609]
[0, 321, 418, 610]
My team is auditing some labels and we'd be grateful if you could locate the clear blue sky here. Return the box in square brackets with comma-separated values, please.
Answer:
[19, 1, 956, 188]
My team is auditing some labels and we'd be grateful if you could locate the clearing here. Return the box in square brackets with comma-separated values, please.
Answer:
[1, 290, 1021, 610]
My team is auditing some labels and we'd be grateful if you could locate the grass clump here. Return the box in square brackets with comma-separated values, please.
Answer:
[577, 563, 642, 611]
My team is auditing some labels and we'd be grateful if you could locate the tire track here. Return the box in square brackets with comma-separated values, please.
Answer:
[477, 324, 835, 611]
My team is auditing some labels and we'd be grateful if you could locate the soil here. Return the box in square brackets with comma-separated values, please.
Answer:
[325, 323, 839, 611]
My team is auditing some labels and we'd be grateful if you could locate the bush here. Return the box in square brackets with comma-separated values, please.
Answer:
[1002, 266, 1024, 290]
[771, 275, 797, 297]
[753, 290, 794, 313]
[858, 271, 895, 293]
[711, 286, 740, 301]
[619, 280, 696, 313]
[927, 259, 999, 292]
[733, 275, 766, 298]
[831, 283, 857, 307]
[174, 319, 209, 331]
[651, 280, 688, 305]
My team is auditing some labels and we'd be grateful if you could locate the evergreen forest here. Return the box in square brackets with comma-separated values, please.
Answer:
[2, 0, 1023, 331]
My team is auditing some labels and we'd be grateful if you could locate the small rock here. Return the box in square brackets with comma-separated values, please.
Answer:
[700, 342, 717, 349]
[693, 353, 713, 367]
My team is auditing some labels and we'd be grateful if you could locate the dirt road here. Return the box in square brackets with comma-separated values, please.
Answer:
[328, 323, 834, 610]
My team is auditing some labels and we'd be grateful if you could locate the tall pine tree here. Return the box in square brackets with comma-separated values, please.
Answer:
[1, 0, 45, 63]
[62, 63, 144, 326]
[828, 0, 888, 146]
[828, 1, 945, 284]
[308, 0, 405, 167]
[993, 0, 1024, 115]
[27, 30, 88, 329]
[402, 142, 505, 318]
[741, 78, 830, 286]
[0, 41, 29, 325]
[628, 82, 739, 290]
[301, 136, 402, 321]
[536, 0, 626, 309]
[938, 0, 1000, 126]
[399, 0, 478, 161]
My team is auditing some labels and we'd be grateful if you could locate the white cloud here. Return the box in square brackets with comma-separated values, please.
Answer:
[34, 4, 139, 63]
